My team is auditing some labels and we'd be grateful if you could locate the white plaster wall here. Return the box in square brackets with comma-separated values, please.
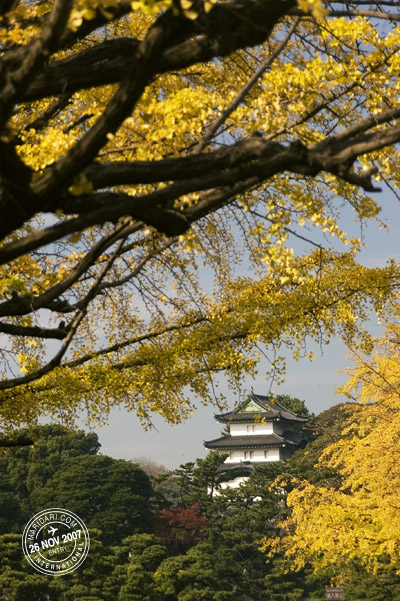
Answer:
[230, 422, 274, 435]
[266, 448, 280, 461]
[224, 450, 246, 463]
[218, 476, 249, 489]
[223, 448, 281, 463]
[252, 449, 266, 461]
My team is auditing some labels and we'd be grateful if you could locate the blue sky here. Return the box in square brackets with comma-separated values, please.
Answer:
[95, 186, 400, 470]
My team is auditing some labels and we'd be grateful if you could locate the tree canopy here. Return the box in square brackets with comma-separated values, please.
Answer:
[0, 424, 155, 545]
[265, 304, 400, 579]
[1, 0, 400, 436]
[2, 420, 400, 599]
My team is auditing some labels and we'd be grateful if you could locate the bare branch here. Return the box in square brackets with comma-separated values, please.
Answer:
[289, 7, 400, 21]
[98, 237, 177, 293]
[0, 322, 67, 339]
[0, 220, 131, 316]
[0, 236, 126, 390]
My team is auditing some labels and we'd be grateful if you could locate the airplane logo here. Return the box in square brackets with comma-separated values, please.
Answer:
[48, 526, 58, 536]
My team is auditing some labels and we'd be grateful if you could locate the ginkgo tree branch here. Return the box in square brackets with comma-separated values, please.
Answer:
[18, 4, 397, 105]
[28, 1, 294, 207]
[0, 322, 68, 340]
[194, 16, 301, 153]
[84, 137, 284, 188]
[0, 212, 142, 267]
[1, 0, 400, 429]
[0, 223, 174, 327]
[58, 0, 134, 48]
[27, 256, 400, 375]
[20, 1, 296, 104]
[0, 306, 86, 390]
[32, 14, 190, 201]
[0, 107, 395, 267]
[0, 220, 132, 317]
[0, 236, 126, 390]
[97, 237, 177, 293]
[247, 207, 324, 250]
[3, 0, 395, 248]
[290, 8, 400, 21]
[338, 1, 398, 6]
[0, 0, 74, 127]
[63, 314, 211, 369]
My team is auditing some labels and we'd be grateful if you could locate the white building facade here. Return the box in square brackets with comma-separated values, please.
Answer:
[204, 391, 308, 487]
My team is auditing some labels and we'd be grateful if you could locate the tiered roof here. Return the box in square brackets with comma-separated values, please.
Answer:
[204, 391, 307, 453]
[213, 391, 308, 424]
[205, 431, 303, 451]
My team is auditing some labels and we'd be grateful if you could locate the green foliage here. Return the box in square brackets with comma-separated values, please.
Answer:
[50, 529, 122, 601]
[0, 569, 51, 601]
[1, 419, 400, 600]
[154, 542, 242, 601]
[1, 424, 100, 520]
[30, 454, 154, 546]
[343, 570, 400, 601]
[154, 452, 228, 508]
[0, 533, 28, 573]
[263, 558, 312, 601]
[117, 534, 168, 601]
[0, 466, 22, 535]
[0, 530, 123, 601]
[0, 534, 51, 601]
[0, 425, 154, 546]
[273, 394, 311, 418]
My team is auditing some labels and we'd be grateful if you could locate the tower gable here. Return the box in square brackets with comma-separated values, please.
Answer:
[241, 398, 264, 413]
[204, 390, 309, 491]
[214, 391, 308, 424]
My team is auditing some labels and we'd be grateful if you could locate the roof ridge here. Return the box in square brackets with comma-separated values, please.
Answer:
[213, 391, 308, 422]
[233, 390, 263, 411]
[270, 399, 299, 416]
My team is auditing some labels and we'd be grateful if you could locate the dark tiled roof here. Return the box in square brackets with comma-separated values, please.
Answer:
[204, 433, 287, 450]
[217, 461, 255, 474]
[214, 391, 308, 424]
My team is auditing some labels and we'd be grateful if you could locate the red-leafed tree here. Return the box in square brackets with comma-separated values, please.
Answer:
[157, 503, 207, 552]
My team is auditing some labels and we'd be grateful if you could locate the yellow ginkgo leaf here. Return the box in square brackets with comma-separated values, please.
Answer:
[69, 174, 94, 196]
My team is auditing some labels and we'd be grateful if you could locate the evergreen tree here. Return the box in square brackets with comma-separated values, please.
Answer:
[273, 394, 311, 418]
[49, 529, 122, 601]
[0, 533, 52, 601]
[31, 455, 155, 546]
[0, 424, 101, 524]
[117, 534, 168, 601]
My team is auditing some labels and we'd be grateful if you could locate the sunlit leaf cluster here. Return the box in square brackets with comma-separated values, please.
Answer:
[267, 305, 400, 576]
[0, 0, 400, 435]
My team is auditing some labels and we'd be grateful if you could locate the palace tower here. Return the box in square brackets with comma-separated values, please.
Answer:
[204, 390, 308, 488]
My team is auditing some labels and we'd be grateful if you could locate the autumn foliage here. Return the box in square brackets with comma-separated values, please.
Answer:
[1, 0, 400, 440]
[157, 503, 207, 551]
[262, 304, 400, 579]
